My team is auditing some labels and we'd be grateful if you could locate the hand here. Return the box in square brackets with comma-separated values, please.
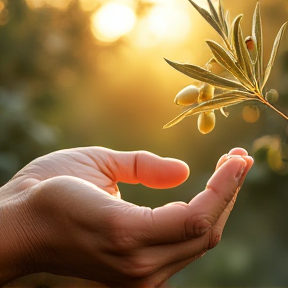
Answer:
[0, 147, 253, 288]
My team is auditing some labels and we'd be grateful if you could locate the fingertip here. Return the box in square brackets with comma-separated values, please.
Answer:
[164, 157, 190, 184]
[241, 155, 254, 176]
[216, 148, 250, 170]
[136, 153, 190, 189]
[215, 153, 228, 170]
[224, 155, 254, 187]
[242, 155, 254, 166]
[228, 147, 248, 156]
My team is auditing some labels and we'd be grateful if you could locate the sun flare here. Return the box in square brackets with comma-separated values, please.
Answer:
[90, 2, 136, 43]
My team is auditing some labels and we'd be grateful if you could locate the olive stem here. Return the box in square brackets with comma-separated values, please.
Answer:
[259, 97, 288, 120]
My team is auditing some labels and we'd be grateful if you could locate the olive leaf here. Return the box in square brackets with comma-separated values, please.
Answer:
[187, 0, 225, 39]
[218, 0, 225, 25]
[231, 15, 245, 67]
[232, 15, 256, 86]
[163, 0, 288, 130]
[163, 91, 255, 129]
[207, 0, 221, 27]
[164, 58, 246, 91]
[262, 21, 288, 89]
[206, 40, 254, 90]
[252, 2, 264, 89]
[218, 0, 229, 35]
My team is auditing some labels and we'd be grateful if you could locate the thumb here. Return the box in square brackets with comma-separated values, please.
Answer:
[140, 155, 253, 245]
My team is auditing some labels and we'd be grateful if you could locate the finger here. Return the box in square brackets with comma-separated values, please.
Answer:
[215, 147, 248, 170]
[135, 193, 238, 273]
[140, 156, 252, 245]
[144, 252, 204, 286]
[190, 156, 253, 225]
[137, 256, 199, 288]
[90, 148, 190, 189]
[126, 253, 202, 288]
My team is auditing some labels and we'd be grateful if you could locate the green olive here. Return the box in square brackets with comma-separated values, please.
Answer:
[265, 89, 279, 104]
[242, 105, 260, 123]
[197, 111, 215, 134]
[198, 83, 215, 103]
[174, 85, 199, 106]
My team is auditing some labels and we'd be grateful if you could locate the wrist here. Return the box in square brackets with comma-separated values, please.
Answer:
[0, 209, 24, 286]
[0, 193, 37, 286]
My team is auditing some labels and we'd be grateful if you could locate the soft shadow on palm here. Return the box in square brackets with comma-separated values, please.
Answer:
[6, 147, 120, 197]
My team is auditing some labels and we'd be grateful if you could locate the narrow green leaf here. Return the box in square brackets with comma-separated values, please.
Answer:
[252, 2, 263, 88]
[163, 109, 193, 129]
[225, 10, 230, 27]
[207, 0, 221, 25]
[232, 15, 257, 86]
[239, 27, 257, 87]
[215, 90, 257, 98]
[164, 58, 247, 91]
[262, 21, 288, 89]
[222, 10, 231, 39]
[232, 15, 245, 68]
[206, 40, 254, 89]
[218, 0, 228, 35]
[188, 0, 225, 38]
[190, 94, 254, 114]
[163, 93, 256, 129]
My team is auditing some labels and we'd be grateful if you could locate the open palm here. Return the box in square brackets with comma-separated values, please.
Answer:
[0, 146, 253, 288]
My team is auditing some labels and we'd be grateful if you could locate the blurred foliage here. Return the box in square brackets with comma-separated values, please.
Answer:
[2, 0, 288, 287]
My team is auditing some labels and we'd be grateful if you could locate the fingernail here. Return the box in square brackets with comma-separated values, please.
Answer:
[234, 158, 247, 183]
[226, 155, 243, 159]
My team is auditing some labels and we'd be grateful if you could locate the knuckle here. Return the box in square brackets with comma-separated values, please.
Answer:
[185, 214, 213, 239]
[207, 228, 222, 250]
[206, 185, 232, 207]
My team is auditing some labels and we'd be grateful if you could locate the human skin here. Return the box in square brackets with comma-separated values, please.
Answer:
[0, 146, 253, 288]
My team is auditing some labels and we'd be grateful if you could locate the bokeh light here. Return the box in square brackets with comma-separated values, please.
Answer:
[129, 3, 192, 48]
[90, 2, 136, 42]
[0, 0, 8, 25]
[242, 105, 260, 123]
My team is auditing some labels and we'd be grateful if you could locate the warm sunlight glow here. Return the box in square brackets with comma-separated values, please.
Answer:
[25, 0, 73, 9]
[130, 8, 166, 48]
[45, 0, 73, 10]
[79, 0, 98, 11]
[145, 0, 209, 7]
[130, 3, 192, 48]
[0, 1, 5, 13]
[91, 2, 136, 43]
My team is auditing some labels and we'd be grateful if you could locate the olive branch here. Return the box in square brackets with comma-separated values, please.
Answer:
[163, 0, 288, 131]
